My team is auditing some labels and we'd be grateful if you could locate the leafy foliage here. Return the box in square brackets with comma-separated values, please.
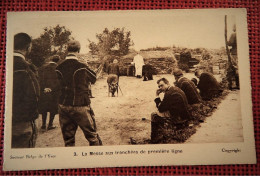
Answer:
[28, 25, 73, 67]
[88, 28, 133, 58]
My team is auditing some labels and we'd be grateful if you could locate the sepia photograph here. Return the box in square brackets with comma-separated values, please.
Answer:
[4, 9, 256, 170]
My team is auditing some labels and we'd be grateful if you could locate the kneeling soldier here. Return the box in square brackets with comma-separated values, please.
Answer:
[151, 78, 191, 143]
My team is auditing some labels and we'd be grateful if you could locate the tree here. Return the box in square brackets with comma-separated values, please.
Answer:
[28, 25, 73, 67]
[88, 27, 134, 57]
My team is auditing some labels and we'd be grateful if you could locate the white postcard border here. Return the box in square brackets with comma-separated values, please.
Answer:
[3, 9, 256, 171]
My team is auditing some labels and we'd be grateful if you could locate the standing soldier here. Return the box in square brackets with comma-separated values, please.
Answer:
[38, 55, 60, 131]
[227, 24, 239, 90]
[12, 33, 40, 148]
[107, 59, 120, 78]
[56, 40, 102, 147]
[107, 59, 120, 97]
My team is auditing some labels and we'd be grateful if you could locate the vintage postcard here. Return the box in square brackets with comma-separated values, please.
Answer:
[4, 9, 256, 171]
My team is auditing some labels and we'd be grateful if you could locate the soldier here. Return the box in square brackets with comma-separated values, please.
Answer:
[151, 78, 191, 143]
[227, 24, 239, 90]
[12, 33, 40, 148]
[142, 64, 154, 81]
[38, 55, 60, 131]
[173, 69, 201, 105]
[108, 59, 120, 77]
[195, 69, 223, 100]
[107, 59, 120, 97]
[56, 40, 102, 146]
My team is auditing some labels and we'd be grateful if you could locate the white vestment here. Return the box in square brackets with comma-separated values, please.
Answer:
[133, 54, 144, 76]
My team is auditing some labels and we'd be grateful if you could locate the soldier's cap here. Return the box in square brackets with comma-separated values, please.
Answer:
[173, 69, 183, 76]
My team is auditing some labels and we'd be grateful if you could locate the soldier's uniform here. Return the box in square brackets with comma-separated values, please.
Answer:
[142, 64, 154, 81]
[107, 62, 120, 77]
[56, 53, 102, 146]
[151, 86, 191, 143]
[227, 31, 239, 89]
[175, 77, 201, 105]
[197, 72, 223, 100]
[38, 58, 60, 129]
[107, 59, 120, 97]
[12, 52, 40, 148]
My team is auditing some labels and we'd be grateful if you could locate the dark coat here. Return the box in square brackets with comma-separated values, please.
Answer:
[154, 86, 191, 124]
[107, 63, 120, 77]
[227, 32, 237, 55]
[56, 54, 96, 106]
[175, 77, 201, 104]
[142, 64, 154, 81]
[38, 62, 60, 114]
[13, 53, 40, 123]
[227, 32, 238, 72]
[197, 72, 222, 100]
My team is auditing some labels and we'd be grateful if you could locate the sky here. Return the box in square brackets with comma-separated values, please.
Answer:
[8, 10, 236, 54]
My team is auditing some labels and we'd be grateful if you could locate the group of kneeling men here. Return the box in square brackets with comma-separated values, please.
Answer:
[151, 68, 223, 143]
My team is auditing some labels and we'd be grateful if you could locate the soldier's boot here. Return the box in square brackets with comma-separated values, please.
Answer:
[89, 134, 103, 146]
[47, 113, 56, 130]
[41, 112, 47, 130]
[96, 134, 103, 145]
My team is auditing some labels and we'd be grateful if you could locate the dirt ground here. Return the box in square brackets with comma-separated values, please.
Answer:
[186, 90, 243, 143]
[35, 73, 243, 148]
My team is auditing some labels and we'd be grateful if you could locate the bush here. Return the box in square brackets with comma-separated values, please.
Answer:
[178, 63, 190, 72]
